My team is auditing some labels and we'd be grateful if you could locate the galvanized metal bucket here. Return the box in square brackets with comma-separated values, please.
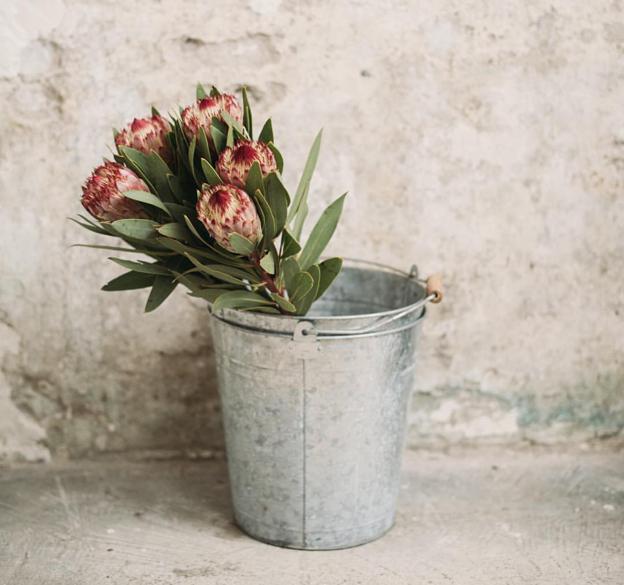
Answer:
[209, 259, 441, 550]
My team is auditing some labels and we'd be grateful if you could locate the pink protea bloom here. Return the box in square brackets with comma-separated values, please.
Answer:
[219, 93, 243, 122]
[216, 140, 277, 188]
[181, 94, 243, 140]
[115, 114, 173, 164]
[81, 161, 150, 222]
[196, 184, 262, 252]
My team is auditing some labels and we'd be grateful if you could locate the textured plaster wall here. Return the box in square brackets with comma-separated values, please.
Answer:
[0, 0, 623, 462]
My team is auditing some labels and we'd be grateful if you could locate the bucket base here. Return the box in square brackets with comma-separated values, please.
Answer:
[233, 510, 395, 550]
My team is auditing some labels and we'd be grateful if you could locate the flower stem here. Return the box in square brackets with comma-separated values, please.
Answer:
[251, 253, 283, 297]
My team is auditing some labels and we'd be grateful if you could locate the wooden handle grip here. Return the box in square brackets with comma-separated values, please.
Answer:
[426, 273, 443, 303]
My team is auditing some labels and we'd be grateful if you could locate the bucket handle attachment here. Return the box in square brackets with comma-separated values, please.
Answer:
[425, 273, 443, 303]
[296, 273, 443, 340]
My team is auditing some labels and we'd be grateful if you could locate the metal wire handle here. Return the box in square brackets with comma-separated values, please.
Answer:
[294, 272, 443, 340]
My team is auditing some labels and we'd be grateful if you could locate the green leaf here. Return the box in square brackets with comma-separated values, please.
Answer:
[69, 216, 110, 236]
[287, 129, 322, 236]
[264, 172, 289, 234]
[151, 106, 161, 117]
[181, 216, 251, 266]
[267, 241, 280, 275]
[118, 146, 175, 202]
[222, 111, 247, 137]
[197, 127, 212, 163]
[200, 158, 223, 185]
[184, 255, 259, 285]
[183, 214, 211, 246]
[145, 275, 177, 312]
[298, 193, 346, 270]
[156, 236, 228, 263]
[210, 124, 226, 154]
[242, 86, 253, 139]
[102, 271, 156, 291]
[78, 213, 106, 229]
[281, 228, 301, 258]
[315, 257, 343, 300]
[258, 119, 273, 144]
[123, 190, 171, 216]
[171, 270, 214, 292]
[294, 265, 320, 315]
[116, 146, 156, 193]
[291, 198, 308, 242]
[281, 256, 300, 291]
[189, 288, 233, 303]
[184, 280, 240, 290]
[109, 258, 170, 275]
[290, 271, 314, 305]
[212, 290, 274, 312]
[156, 222, 193, 241]
[98, 225, 170, 253]
[173, 120, 192, 175]
[232, 127, 246, 143]
[144, 152, 176, 201]
[196, 83, 207, 99]
[163, 237, 253, 269]
[210, 85, 221, 97]
[187, 136, 199, 184]
[111, 219, 157, 240]
[167, 174, 190, 204]
[164, 202, 194, 223]
[228, 233, 256, 255]
[259, 252, 275, 274]
[268, 142, 284, 173]
[270, 293, 296, 313]
[185, 259, 244, 285]
[245, 161, 264, 197]
[72, 244, 161, 254]
[212, 118, 228, 135]
[254, 189, 276, 243]
[210, 263, 261, 282]
[226, 124, 234, 148]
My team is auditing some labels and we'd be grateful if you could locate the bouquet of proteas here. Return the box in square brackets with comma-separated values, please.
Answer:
[74, 84, 346, 314]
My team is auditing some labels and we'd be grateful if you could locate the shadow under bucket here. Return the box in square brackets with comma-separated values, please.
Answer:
[208, 259, 439, 550]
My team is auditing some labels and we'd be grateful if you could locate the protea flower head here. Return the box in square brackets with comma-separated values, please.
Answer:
[114, 115, 173, 164]
[196, 184, 262, 252]
[81, 161, 150, 222]
[216, 140, 277, 188]
[181, 94, 243, 139]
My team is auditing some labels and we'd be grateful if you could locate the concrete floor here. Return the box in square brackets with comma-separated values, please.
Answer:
[1, 448, 623, 584]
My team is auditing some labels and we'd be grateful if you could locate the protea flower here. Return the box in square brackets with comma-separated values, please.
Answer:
[114, 114, 173, 164]
[196, 184, 262, 252]
[216, 140, 277, 188]
[81, 161, 149, 222]
[181, 94, 243, 139]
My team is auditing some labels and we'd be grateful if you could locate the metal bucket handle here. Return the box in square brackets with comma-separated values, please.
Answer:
[294, 268, 443, 340]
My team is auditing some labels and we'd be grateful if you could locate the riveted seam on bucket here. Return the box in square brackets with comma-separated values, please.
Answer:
[302, 358, 307, 548]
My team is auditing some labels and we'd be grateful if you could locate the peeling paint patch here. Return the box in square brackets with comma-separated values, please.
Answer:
[411, 389, 520, 444]
[0, 323, 50, 463]
[429, 398, 519, 439]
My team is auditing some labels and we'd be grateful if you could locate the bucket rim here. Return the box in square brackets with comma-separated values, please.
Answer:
[209, 258, 424, 323]
[210, 306, 426, 340]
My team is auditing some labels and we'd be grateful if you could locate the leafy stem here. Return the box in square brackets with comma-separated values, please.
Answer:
[251, 252, 283, 298]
